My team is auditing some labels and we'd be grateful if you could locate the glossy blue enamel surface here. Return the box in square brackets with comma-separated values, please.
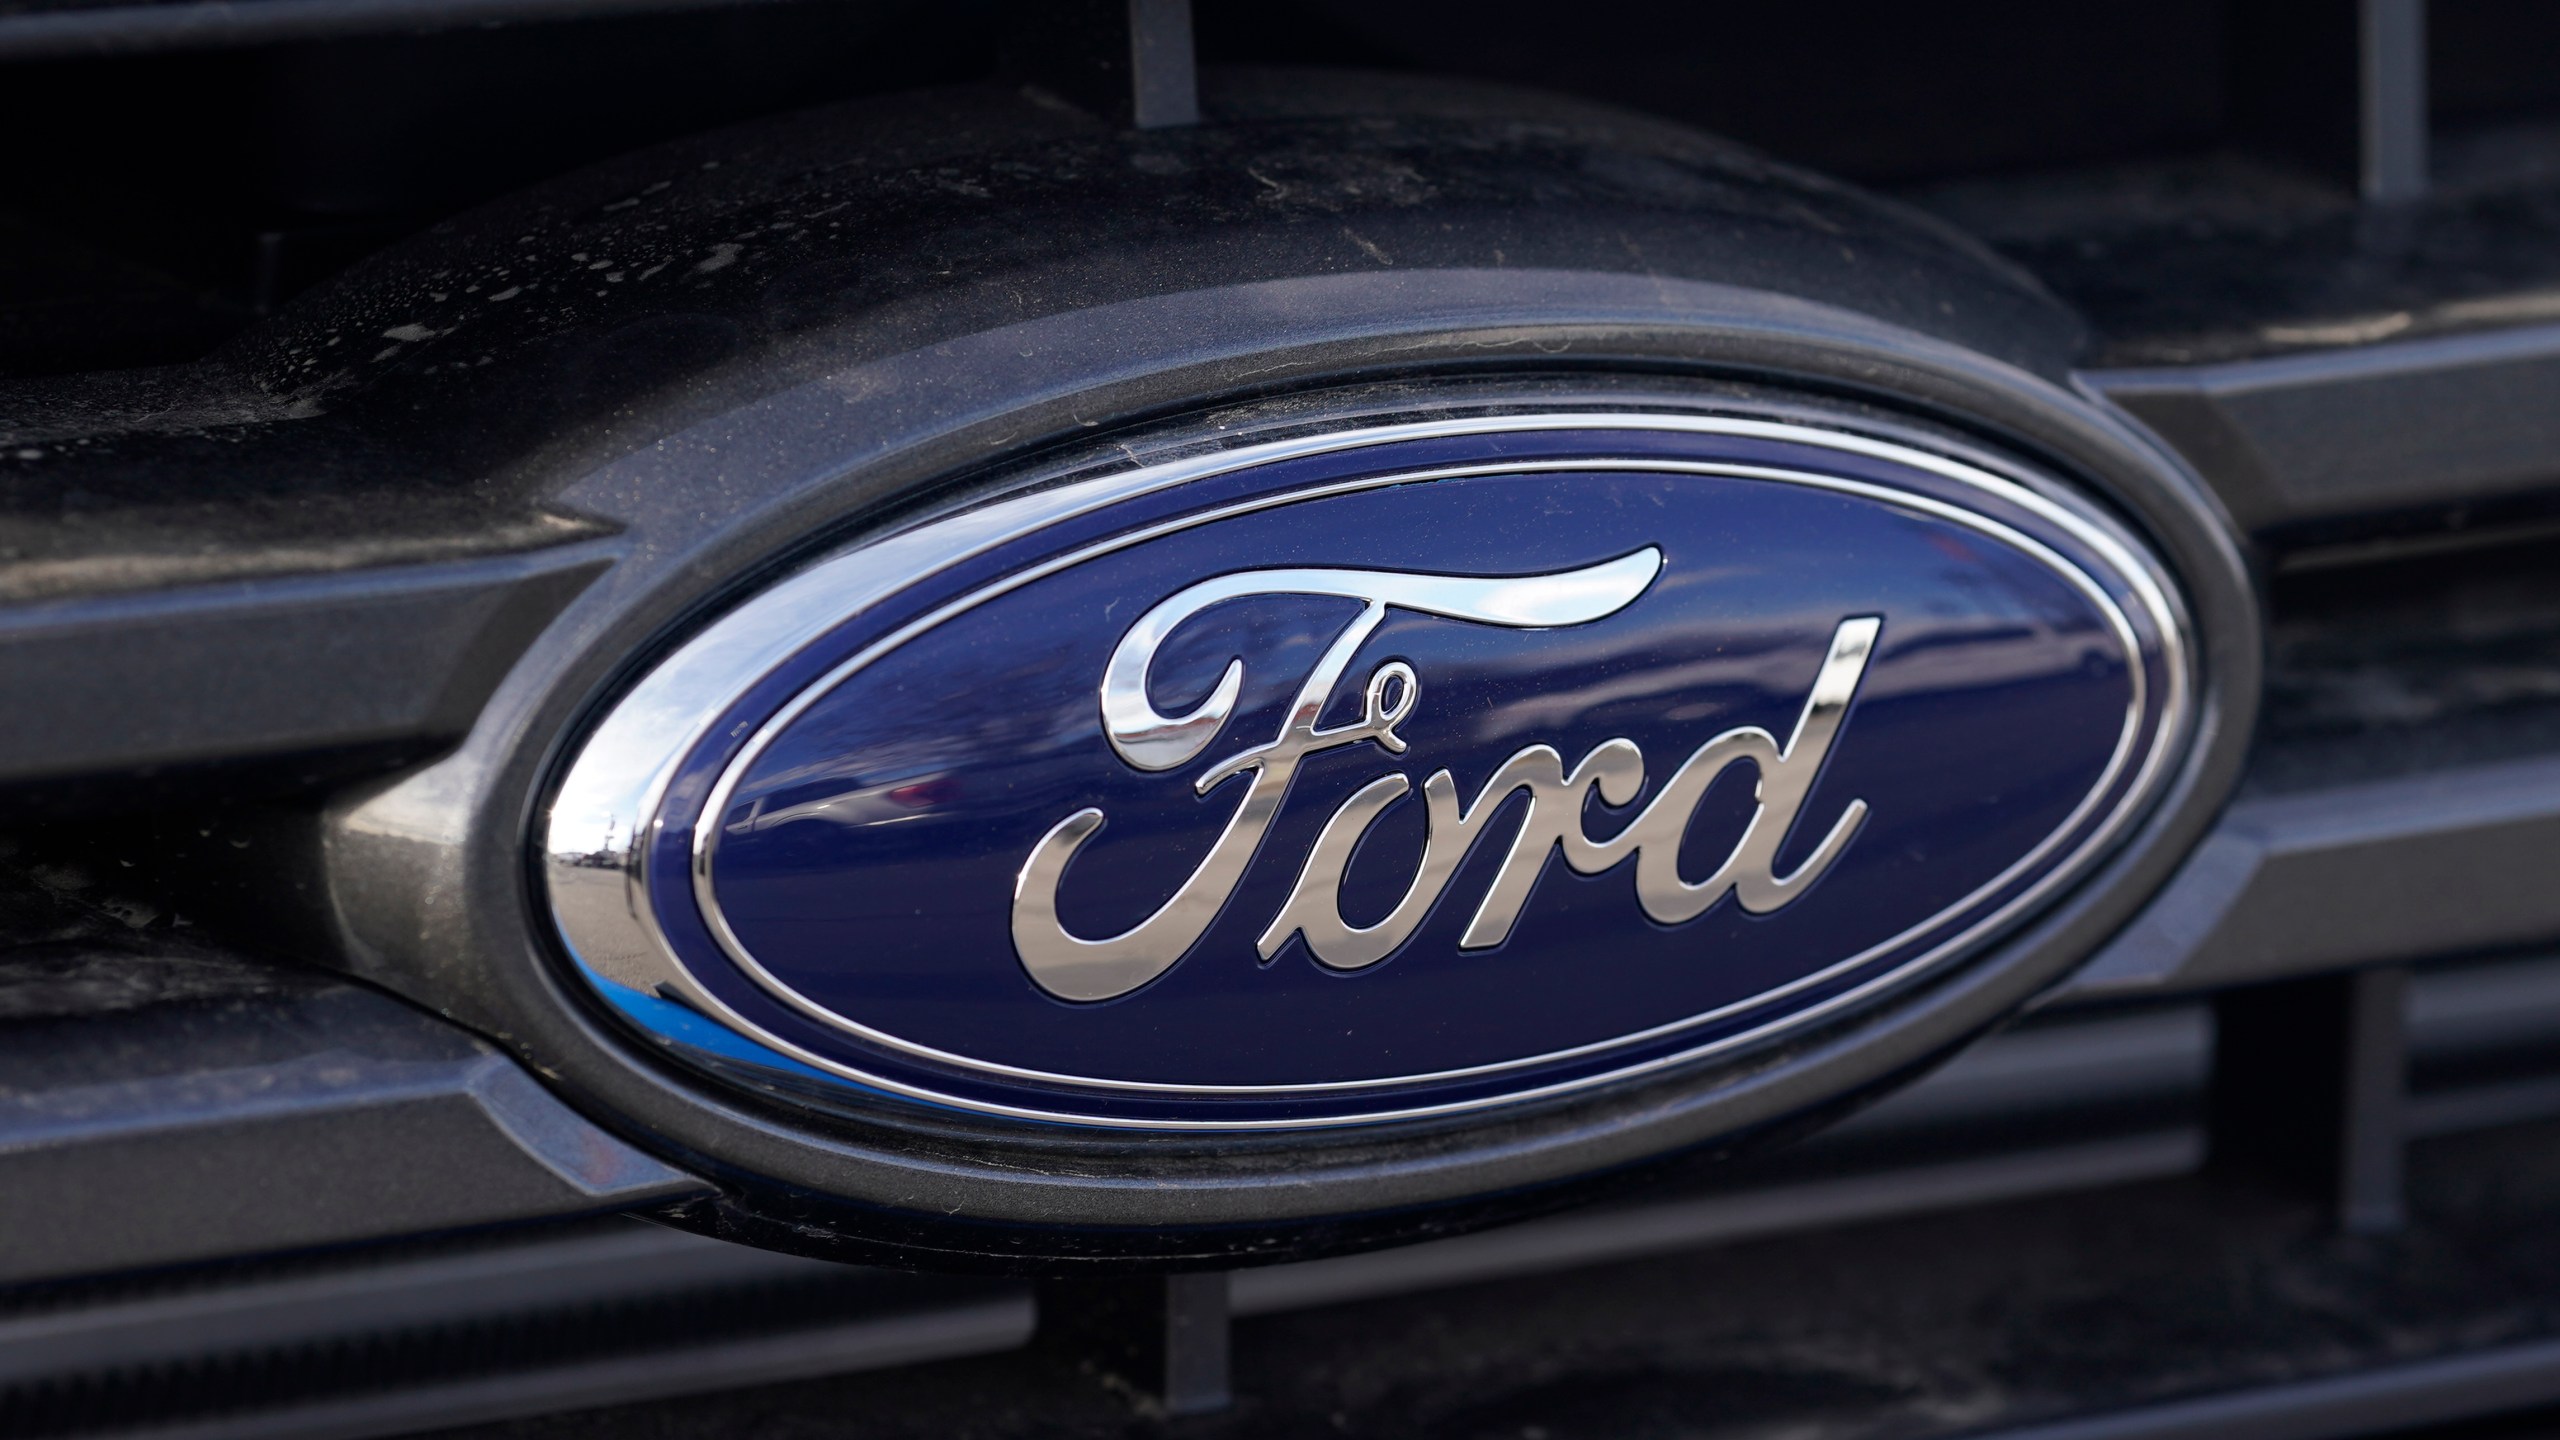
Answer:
[564, 422, 2186, 1127]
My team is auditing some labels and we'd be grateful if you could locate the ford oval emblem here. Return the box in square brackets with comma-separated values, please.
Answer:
[544, 414, 2190, 1129]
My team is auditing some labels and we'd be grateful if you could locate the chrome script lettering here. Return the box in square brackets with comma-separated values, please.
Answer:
[1261, 618, 1877, 970]
[1010, 549, 1877, 1002]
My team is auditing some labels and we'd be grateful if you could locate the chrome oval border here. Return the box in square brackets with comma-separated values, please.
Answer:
[543, 412, 2194, 1130]
[692, 459, 2153, 1082]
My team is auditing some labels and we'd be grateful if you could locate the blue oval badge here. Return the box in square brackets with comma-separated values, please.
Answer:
[546, 415, 2189, 1128]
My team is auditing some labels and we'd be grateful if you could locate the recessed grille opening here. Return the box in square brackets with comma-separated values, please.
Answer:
[0, 0, 1008, 380]
[0, 854, 324, 1030]
[2411, 951, 2560, 1136]
[10, 1, 2560, 383]
[2251, 525, 2560, 794]
[2435, 0, 2560, 131]
[1199, 0, 2229, 184]
[0, 1248, 1002, 1440]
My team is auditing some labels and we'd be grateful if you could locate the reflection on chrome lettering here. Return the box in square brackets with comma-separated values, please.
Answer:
[1009, 549, 1878, 1003]
[1264, 618, 1877, 971]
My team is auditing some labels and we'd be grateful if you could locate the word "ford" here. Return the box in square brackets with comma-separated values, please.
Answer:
[1011, 552, 1881, 1002]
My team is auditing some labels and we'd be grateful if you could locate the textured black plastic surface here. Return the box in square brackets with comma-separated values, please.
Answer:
[398, 1116, 2560, 1440]
[2058, 752, 2560, 1003]
[0, 877, 705, 1284]
[1913, 136, 2560, 369]
[0, 993, 2213, 1436]
[0, 1221, 1029, 1440]
[2092, 324, 2560, 534]
[0, 543, 607, 791]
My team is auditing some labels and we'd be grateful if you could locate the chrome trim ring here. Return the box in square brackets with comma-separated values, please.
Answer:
[542, 411, 2194, 1130]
